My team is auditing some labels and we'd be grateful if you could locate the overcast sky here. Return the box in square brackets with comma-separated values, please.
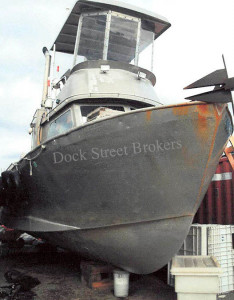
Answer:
[0, 0, 234, 171]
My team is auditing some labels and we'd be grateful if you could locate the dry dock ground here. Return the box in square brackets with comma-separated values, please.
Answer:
[0, 248, 177, 300]
[0, 248, 232, 300]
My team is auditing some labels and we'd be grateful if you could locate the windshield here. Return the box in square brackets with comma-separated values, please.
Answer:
[107, 14, 138, 63]
[138, 28, 154, 71]
[74, 11, 156, 70]
[48, 110, 73, 138]
[78, 14, 107, 61]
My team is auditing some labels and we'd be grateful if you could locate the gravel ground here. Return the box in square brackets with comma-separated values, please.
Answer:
[0, 247, 232, 300]
[0, 248, 176, 300]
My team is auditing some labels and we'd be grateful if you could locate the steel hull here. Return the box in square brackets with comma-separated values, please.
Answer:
[38, 216, 193, 274]
[1, 102, 232, 273]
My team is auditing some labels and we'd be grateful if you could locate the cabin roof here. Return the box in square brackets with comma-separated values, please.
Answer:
[51, 0, 171, 54]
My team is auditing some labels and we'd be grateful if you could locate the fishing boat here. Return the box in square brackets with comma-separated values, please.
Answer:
[0, 0, 233, 274]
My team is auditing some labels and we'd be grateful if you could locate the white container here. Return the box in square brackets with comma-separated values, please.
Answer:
[171, 256, 222, 300]
[113, 269, 129, 298]
[169, 224, 234, 294]
[207, 225, 234, 293]
[177, 224, 208, 256]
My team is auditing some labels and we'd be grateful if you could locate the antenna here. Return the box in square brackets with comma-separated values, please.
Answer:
[222, 54, 227, 75]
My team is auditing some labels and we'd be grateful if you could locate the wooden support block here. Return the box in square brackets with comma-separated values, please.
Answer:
[80, 260, 113, 290]
[92, 279, 113, 290]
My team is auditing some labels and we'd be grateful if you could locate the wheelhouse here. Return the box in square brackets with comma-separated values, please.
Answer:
[54, 0, 170, 70]
[30, 0, 170, 148]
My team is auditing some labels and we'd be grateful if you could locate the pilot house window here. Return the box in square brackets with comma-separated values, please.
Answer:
[48, 110, 73, 138]
[80, 105, 124, 123]
[107, 15, 138, 62]
[78, 15, 107, 61]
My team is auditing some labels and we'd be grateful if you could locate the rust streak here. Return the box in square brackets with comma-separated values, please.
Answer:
[146, 110, 152, 121]
[195, 104, 213, 142]
[197, 104, 209, 116]
[193, 105, 223, 211]
[172, 105, 189, 116]
[196, 117, 208, 140]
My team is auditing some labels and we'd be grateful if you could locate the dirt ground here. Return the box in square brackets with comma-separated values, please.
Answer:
[0, 246, 177, 300]
[0, 247, 232, 300]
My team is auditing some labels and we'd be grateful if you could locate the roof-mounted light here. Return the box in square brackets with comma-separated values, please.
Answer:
[138, 71, 146, 80]
[100, 65, 110, 73]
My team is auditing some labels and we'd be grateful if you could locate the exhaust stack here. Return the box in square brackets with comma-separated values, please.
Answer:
[41, 47, 51, 107]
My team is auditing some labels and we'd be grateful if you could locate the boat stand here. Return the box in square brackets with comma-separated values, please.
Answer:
[80, 260, 113, 290]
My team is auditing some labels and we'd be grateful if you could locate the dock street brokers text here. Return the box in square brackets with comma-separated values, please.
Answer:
[52, 140, 182, 164]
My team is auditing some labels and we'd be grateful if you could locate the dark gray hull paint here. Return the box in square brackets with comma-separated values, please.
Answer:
[38, 216, 193, 274]
[1, 102, 232, 273]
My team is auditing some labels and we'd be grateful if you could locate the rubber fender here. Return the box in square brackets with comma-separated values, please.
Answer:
[1, 171, 21, 206]
[9, 170, 20, 189]
[2, 170, 20, 191]
[1, 171, 11, 190]
[0, 177, 6, 206]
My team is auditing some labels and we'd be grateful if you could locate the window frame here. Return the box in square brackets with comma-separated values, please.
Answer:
[47, 108, 74, 139]
[77, 104, 128, 124]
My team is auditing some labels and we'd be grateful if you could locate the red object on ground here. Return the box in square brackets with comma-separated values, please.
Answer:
[1, 225, 14, 231]
[194, 155, 234, 225]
